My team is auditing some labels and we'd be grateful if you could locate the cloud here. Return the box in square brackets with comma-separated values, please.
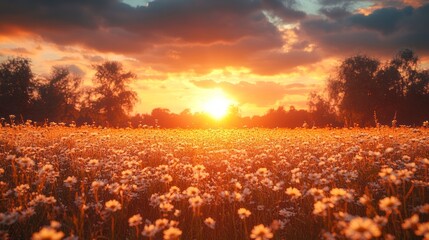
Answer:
[1, 0, 428, 77]
[0, 0, 312, 74]
[301, 3, 429, 56]
[191, 80, 311, 106]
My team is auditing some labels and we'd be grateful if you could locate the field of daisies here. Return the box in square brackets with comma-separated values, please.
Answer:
[0, 124, 428, 240]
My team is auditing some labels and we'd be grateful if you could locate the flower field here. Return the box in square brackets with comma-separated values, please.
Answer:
[0, 125, 428, 239]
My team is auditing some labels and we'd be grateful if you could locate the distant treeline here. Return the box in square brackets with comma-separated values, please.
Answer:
[0, 49, 428, 128]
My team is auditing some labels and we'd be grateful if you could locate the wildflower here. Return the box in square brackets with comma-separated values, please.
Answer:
[279, 209, 296, 218]
[163, 227, 182, 240]
[188, 196, 203, 208]
[379, 167, 400, 184]
[418, 204, 429, 214]
[21, 207, 36, 219]
[344, 217, 381, 240]
[232, 192, 244, 202]
[402, 214, 419, 230]
[161, 174, 173, 183]
[256, 168, 269, 177]
[142, 224, 157, 238]
[155, 218, 169, 230]
[16, 157, 35, 169]
[105, 200, 122, 212]
[91, 180, 106, 190]
[238, 208, 251, 219]
[50, 221, 61, 229]
[307, 188, 325, 200]
[379, 196, 401, 213]
[174, 209, 181, 217]
[14, 184, 30, 197]
[32, 227, 64, 240]
[359, 194, 370, 205]
[184, 186, 199, 197]
[250, 224, 273, 240]
[63, 176, 77, 188]
[415, 222, 429, 238]
[420, 158, 429, 166]
[313, 201, 328, 216]
[87, 159, 100, 168]
[204, 217, 216, 229]
[160, 202, 174, 212]
[330, 188, 352, 202]
[285, 187, 302, 199]
[385, 147, 394, 154]
[128, 214, 143, 227]
[169, 186, 181, 194]
[373, 215, 388, 227]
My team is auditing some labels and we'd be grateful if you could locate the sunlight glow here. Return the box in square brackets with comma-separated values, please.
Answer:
[203, 91, 233, 120]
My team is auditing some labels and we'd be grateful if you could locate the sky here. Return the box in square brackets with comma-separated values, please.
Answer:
[1, 0, 429, 116]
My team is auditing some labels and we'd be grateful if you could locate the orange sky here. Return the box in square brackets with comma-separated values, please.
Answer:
[1, 0, 428, 116]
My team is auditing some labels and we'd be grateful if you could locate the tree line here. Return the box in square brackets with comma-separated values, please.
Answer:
[0, 49, 428, 128]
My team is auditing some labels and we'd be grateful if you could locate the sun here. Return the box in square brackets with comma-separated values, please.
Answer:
[203, 92, 233, 120]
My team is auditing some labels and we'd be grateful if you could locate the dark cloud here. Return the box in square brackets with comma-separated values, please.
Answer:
[0, 0, 311, 73]
[0, 0, 303, 46]
[348, 6, 413, 34]
[1, 0, 428, 76]
[191, 80, 311, 106]
[262, 0, 306, 21]
[318, 0, 355, 6]
[319, 7, 351, 19]
[301, 3, 429, 56]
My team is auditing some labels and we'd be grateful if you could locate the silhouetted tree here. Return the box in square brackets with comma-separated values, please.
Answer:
[327, 55, 380, 126]
[327, 49, 429, 126]
[33, 66, 82, 123]
[0, 57, 34, 120]
[308, 92, 337, 127]
[91, 61, 137, 127]
[389, 49, 429, 124]
[151, 108, 172, 128]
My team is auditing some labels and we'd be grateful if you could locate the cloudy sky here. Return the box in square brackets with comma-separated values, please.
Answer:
[1, 0, 428, 116]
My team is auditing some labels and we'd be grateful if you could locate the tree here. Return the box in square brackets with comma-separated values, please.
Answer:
[308, 92, 337, 127]
[0, 57, 34, 119]
[33, 66, 82, 123]
[326, 49, 429, 126]
[389, 49, 429, 124]
[327, 55, 381, 126]
[91, 61, 137, 127]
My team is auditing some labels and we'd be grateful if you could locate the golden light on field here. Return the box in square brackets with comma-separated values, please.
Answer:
[202, 91, 234, 120]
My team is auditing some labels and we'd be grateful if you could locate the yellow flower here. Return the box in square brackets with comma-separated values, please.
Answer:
[250, 224, 273, 240]
[105, 199, 122, 212]
[379, 196, 401, 213]
[142, 224, 157, 237]
[344, 217, 381, 240]
[128, 214, 143, 227]
[163, 227, 182, 240]
[238, 208, 252, 219]
[32, 227, 64, 240]
[402, 214, 419, 230]
[204, 217, 216, 229]
[285, 187, 302, 199]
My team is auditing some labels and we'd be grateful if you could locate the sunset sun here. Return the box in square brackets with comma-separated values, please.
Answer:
[203, 93, 233, 120]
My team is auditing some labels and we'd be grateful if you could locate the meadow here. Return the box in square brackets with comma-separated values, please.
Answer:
[0, 124, 428, 239]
